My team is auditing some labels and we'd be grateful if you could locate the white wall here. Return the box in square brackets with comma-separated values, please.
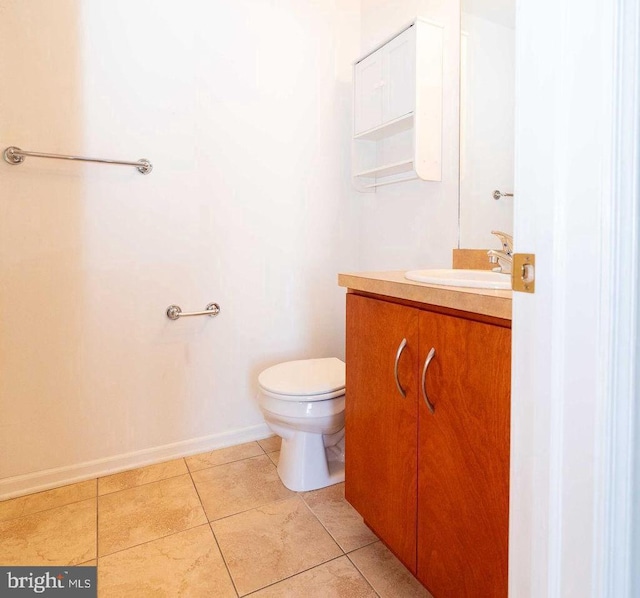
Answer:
[357, 0, 460, 271]
[0, 0, 360, 497]
[459, 11, 514, 248]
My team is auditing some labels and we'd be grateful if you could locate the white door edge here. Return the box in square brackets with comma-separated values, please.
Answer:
[596, 0, 640, 595]
[510, 0, 640, 595]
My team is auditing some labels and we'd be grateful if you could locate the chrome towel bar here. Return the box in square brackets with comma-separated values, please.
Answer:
[3, 146, 152, 175]
[166, 303, 220, 320]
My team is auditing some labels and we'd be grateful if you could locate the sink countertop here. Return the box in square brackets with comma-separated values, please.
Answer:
[338, 270, 512, 321]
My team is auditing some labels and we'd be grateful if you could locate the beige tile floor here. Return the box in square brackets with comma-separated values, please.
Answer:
[0, 437, 431, 597]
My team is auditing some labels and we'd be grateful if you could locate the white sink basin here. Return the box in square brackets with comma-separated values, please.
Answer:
[405, 269, 511, 290]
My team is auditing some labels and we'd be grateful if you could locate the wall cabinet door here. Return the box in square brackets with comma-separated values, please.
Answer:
[384, 26, 416, 123]
[353, 25, 416, 136]
[345, 294, 419, 571]
[417, 310, 511, 598]
[354, 48, 385, 135]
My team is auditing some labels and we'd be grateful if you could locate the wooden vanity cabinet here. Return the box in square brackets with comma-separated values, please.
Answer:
[345, 293, 511, 597]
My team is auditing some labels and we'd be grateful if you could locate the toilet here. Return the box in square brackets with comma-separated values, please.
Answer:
[257, 357, 346, 492]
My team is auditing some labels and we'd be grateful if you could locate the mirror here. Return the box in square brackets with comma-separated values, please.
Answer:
[459, 0, 515, 249]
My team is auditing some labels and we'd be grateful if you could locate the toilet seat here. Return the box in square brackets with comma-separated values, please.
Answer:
[259, 387, 344, 401]
[258, 357, 345, 402]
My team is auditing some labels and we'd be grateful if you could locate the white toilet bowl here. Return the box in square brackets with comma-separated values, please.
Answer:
[257, 357, 346, 492]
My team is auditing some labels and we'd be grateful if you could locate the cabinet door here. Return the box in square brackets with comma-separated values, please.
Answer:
[417, 312, 511, 597]
[383, 25, 416, 123]
[354, 48, 384, 135]
[345, 294, 419, 571]
[354, 26, 416, 136]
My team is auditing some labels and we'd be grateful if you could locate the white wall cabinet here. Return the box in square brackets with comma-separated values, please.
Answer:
[352, 19, 443, 190]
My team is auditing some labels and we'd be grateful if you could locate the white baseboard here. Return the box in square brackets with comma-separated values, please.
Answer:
[0, 423, 272, 501]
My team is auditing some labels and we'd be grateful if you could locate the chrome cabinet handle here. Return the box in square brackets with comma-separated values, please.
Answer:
[421, 347, 436, 414]
[394, 338, 408, 398]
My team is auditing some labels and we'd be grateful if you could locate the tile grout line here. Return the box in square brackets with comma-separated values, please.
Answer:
[0, 493, 99, 525]
[298, 492, 346, 555]
[241, 552, 348, 597]
[240, 554, 350, 597]
[186, 446, 269, 475]
[345, 550, 383, 598]
[187, 459, 240, 597]
[303, 486, 383, 595]
[97, 470, 188, 497]
[348, 537, 381, 552]
[204, 492, 298, 525]
[0, 477, 96, 502]
[295, 492, 381, 595]
[298, 489, 380, 554]
[208, 522, 240, 598]
[96, 522, 212, 561]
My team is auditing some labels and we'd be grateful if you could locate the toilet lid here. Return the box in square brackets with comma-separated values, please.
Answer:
[258, 357, 345, 398]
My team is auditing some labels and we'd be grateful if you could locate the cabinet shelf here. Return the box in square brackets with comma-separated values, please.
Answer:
[362, 174, 419, 189]
[355, 159, 419, 189]
[354, 159, 414, 179]
[354, 113, 414, 141]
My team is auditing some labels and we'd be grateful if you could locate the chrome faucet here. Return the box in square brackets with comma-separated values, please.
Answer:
[487, 231, 513, 275]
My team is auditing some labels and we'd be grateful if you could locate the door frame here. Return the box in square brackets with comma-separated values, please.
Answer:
[510, 0, 640, 596]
